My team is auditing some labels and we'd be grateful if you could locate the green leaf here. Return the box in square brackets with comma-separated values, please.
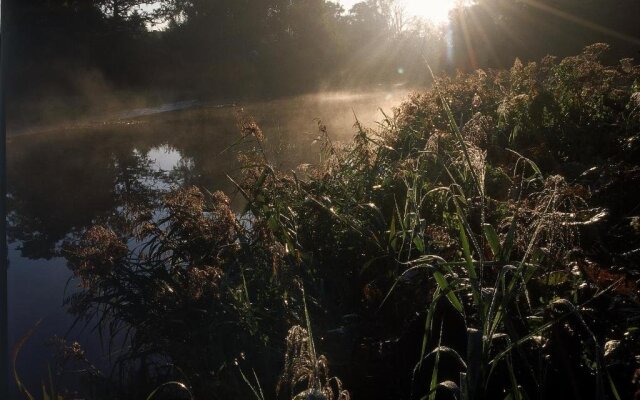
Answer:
[457, 218, 476, 280]
[413, 236, 426, 253]
[500, 216, 517, 262]
[42, 383, 51, 400]
[483, 223, 502, 259]
[607, 371, 622, 400]
[428, 325, 444, 400]
[506, 148, 543, 181]
[420, 289, 441, 367]
[389, 213, 397, 251]
[530, 247, 546, 265]
[433, 271, 464, 313]
[539, 271, 569, 286]
[267, 215, 279, 232]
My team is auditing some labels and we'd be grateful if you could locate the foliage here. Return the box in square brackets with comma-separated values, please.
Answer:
[449, 0, 640, 71]
[58, 46, 640, 399]
[62, 187, 299, 399]
[5, 0, 447, 107]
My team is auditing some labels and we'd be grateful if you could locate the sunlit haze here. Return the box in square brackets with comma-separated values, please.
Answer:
[8, 0, 640, 398]
[340, 0, 461, 24]
[401, 0, 460, 23]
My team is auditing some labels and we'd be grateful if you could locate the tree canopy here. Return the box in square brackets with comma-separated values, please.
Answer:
[4, 0, 639, 102]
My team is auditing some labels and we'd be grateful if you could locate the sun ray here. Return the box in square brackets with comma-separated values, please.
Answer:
[519, 0, 640, 46]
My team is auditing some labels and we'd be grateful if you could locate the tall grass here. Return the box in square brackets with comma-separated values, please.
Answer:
[56, 44, 640, 400]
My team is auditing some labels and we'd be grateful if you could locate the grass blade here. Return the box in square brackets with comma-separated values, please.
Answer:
[428, 324, 444, 400]
[482, 224, 501, 259]
[12, 319, 42, 400]
[146, 381, 193, 400]
[433, 271, 464, 314]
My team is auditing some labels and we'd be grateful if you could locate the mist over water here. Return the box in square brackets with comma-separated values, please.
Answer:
[6, 88, 412, 396]
[5, 0, 640, 397]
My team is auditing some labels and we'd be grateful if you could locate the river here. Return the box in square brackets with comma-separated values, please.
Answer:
[6, 88, 413, 397]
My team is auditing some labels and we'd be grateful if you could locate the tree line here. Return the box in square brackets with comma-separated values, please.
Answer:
[4, 0, 639, 103]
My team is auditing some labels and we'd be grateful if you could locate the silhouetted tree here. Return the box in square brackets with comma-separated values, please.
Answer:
[449, 0, 640, 70]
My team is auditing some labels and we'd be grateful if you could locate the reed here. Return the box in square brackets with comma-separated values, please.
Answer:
[53, 44, 640, 399]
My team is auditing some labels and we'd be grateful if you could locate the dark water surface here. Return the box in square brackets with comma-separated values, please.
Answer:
[6, 89, 410, 397]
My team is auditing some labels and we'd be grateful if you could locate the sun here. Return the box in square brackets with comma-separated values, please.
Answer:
[402, 0, 461, 24]
[340, 0, 464, 24]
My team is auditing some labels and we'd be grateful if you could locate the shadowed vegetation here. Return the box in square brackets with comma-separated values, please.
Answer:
[42, 45, 640, 399]
[5, 0, 640, 132]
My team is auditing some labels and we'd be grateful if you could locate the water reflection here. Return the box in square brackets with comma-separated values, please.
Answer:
[7, 132, 170, 260]
[7, 90, 408, 259]
[147, 145, 184, 173]
[6, 89, 409, 396]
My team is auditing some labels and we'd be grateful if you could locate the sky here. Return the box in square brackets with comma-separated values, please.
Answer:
[338, 0, 461, 24]
[141, 0, 463, 30]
